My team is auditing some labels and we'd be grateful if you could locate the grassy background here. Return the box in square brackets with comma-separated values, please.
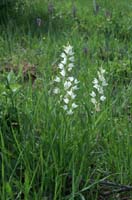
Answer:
[0, 0, 132, 199]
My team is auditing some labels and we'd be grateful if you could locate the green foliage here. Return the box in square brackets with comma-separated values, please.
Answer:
[0, 0, 13, 6]
[0, 0, 132, 199]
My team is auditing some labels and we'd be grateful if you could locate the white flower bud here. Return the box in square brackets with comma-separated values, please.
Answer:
[62, 105, 68, 110]
[68, 76, 74, 82]
[61, 57, 67, 65]
[64, 81, 72, 90]
[67, 109, 73, 115]
[54, 76, 61, 82]
[100, 96, 106, 101]
[53, 88, 60, 94]
[69, 56, 74, 62]
[58, 63, 64, 70]
[91, 98, 97, 105]
[63, 98, 69, 104]
[72, 103, 78, 109]
[60, 52, 66, 58]
[90, 91, 96, 98]
[60, 69, 66, 77]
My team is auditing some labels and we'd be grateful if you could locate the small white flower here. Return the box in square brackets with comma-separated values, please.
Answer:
[94, 84, 103, 94]
[58, 63, 64, 70]
[72, 85, 79, 90]
[67, 90, 76, 99]
[102, 80, 108, 86]
[63, 98, 69, 104]
[100, 95, 106, 101]
[62, 105, 68, 110]
[74, 79, 79, 84]
[91, 98, 97, 105]
[90, 91, 96, 98]
[64, 44, 73, 55]
[68, 63, 74, 68]
[61, 57, 67, 65]
[61, 52, 66, 58]
[64, 81, 72, 90]
[69, 56, 74, 62]
[93, 78, 98, 85]
[72, 103, 78, 109]
[93, 84, 100, 90]
[71, 94, 76, 99]
[54, 76, 61, 82]
[60, 69, 66, 77]
[97, 86, 104, 94]
[53, 88, 60, 94]
[68, 76, 74, 82]
[67, 109, 73, 115]
[67, 90, 73, 96]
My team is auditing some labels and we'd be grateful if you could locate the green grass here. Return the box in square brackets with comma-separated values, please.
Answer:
[0, 0, 132, 199]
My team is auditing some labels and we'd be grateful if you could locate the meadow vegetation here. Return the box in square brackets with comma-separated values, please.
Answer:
[0, 0, 132, 199]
